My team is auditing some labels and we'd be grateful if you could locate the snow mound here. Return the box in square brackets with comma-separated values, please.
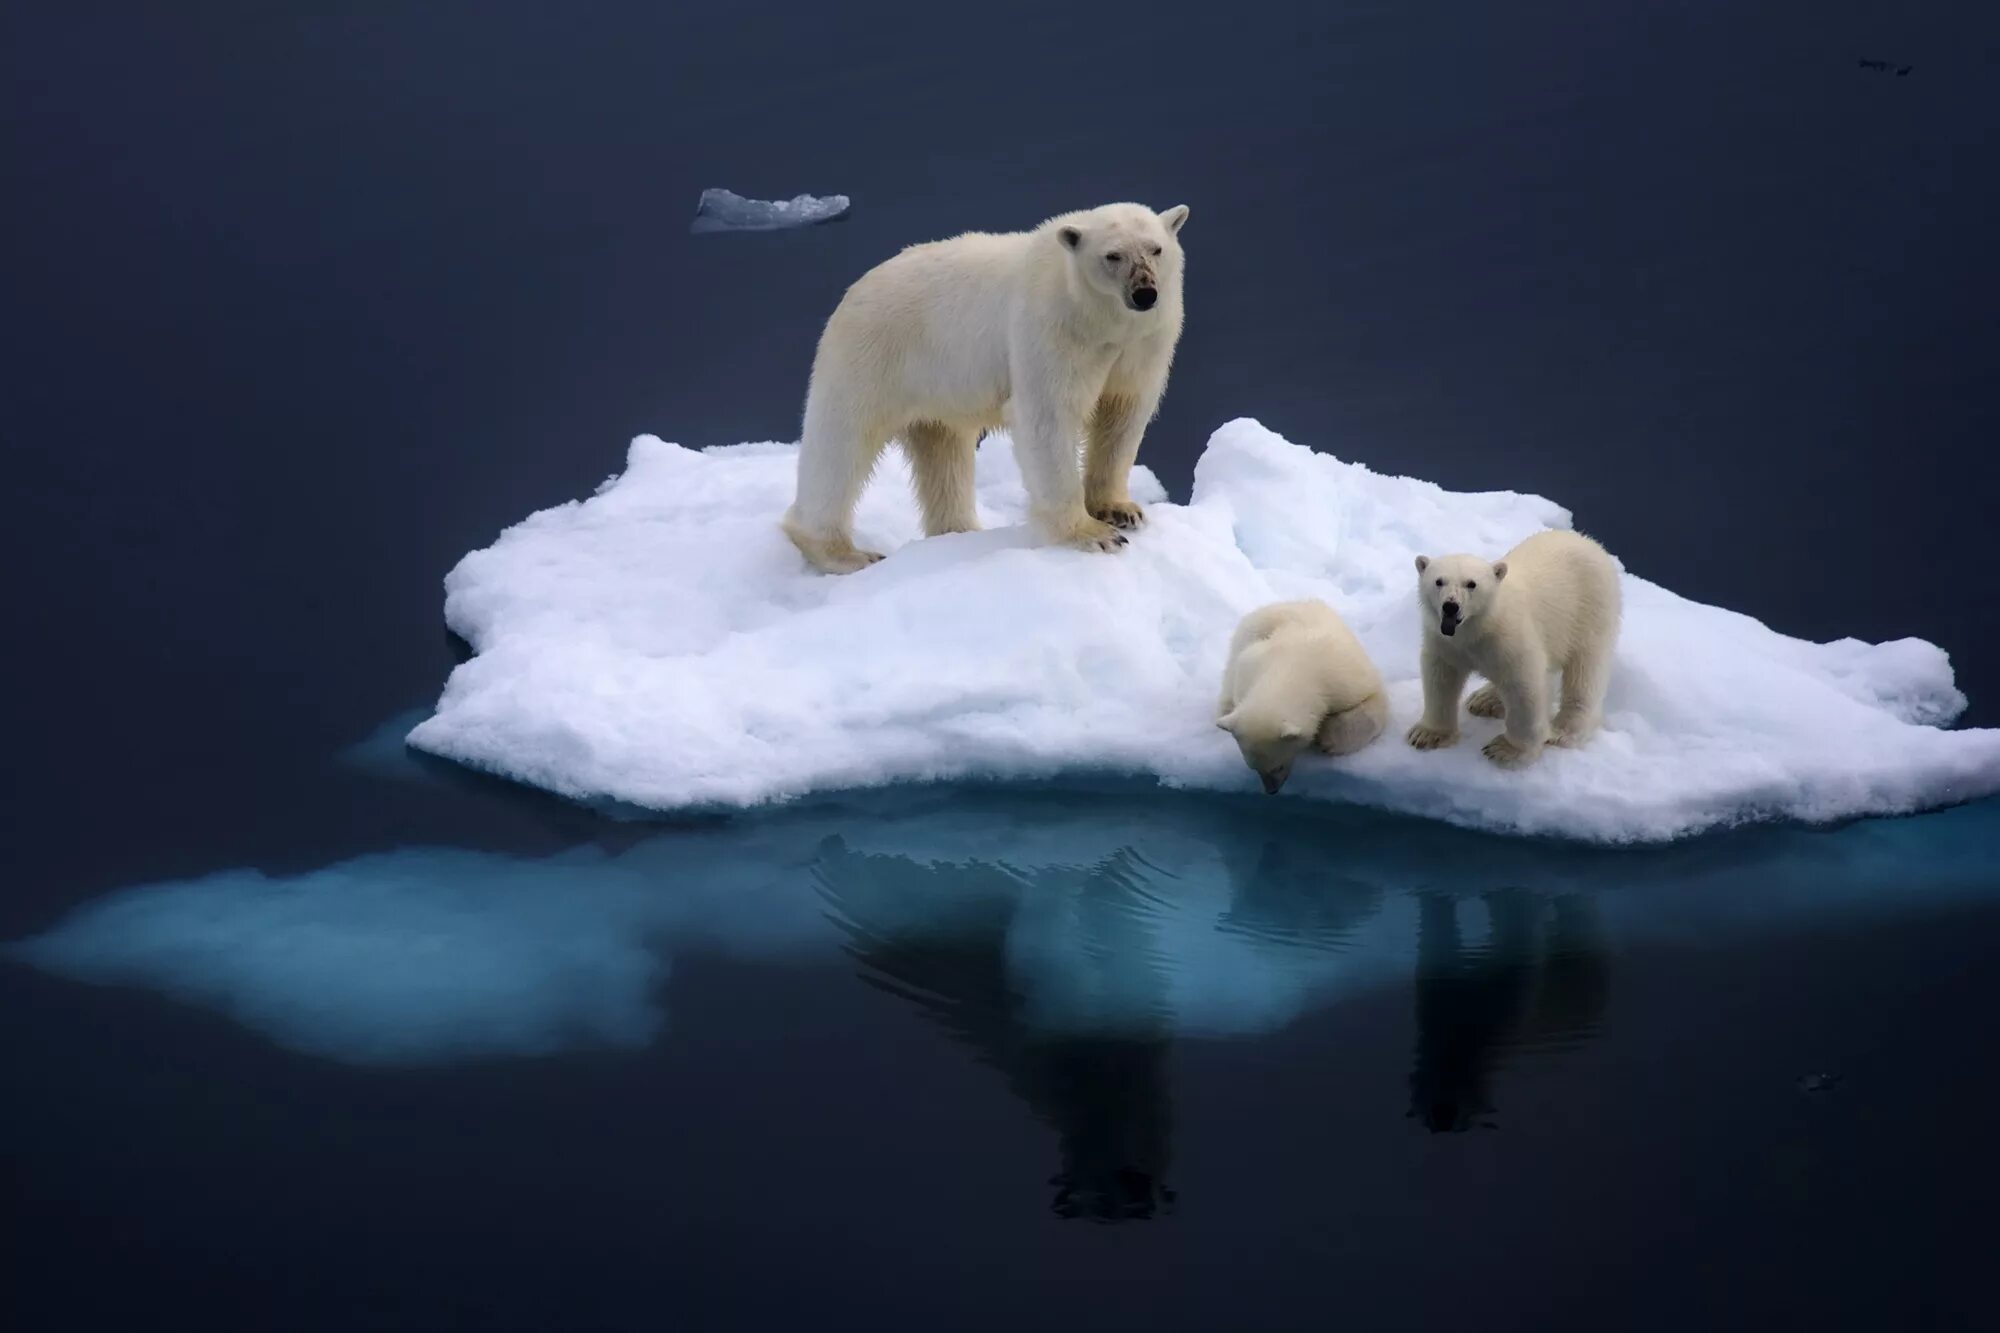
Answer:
[689, 187, 851, 234]
[408, 419, 2000, 842]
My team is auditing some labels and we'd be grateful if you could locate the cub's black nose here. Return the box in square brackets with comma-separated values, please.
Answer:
[1131, 286, 1158, 310]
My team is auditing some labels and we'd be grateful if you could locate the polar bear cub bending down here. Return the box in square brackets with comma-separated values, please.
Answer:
[1407, 529, 1622, 769]
[1217, 600, 1389, 794]
[782, 202, 1189, 574]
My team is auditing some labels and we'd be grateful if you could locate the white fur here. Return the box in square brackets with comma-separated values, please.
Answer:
[1406, 530, 1623, 769]
[1216, 599, 1389, 794]
[781, 202, 1189, 573]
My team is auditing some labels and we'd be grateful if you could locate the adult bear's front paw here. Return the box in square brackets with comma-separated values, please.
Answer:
[1062, 515, 1129, 553]
[1088, 498, 1146, 530]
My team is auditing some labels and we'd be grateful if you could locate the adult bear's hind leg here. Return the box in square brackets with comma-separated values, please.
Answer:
[904, 420, 981, 537]
[783, 393, 889, 575]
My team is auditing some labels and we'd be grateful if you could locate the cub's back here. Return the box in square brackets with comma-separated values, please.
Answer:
[1505, 530, 1621, 659]
[1235, 599, 1380, 690]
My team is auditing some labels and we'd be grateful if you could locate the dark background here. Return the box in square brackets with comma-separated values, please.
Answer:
[4, 5, 1999, 1330]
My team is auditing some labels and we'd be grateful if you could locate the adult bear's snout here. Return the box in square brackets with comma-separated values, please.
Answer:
[1130, 286, 1158, 311]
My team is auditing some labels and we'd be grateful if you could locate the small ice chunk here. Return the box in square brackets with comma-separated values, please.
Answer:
[690, 188, 851, 234]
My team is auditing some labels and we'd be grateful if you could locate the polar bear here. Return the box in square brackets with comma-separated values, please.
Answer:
[781, 202, 1189, 574]
[1217, 599, 1389, 794]
[1405, 529, 1622, 769]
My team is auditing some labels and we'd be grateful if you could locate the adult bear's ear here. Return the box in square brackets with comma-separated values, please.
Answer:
[1492, 561, 1508, 581]
[1058, 226, 1083, 250]
[1159, 204, 1189, 234]
[1414, 555, 1430, 573]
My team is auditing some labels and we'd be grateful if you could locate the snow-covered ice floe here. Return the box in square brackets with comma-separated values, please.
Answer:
[407, 419, 2000, 842]
[689, 187, 851, 234]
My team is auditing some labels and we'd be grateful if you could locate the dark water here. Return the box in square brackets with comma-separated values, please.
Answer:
[7, 784, 2000, 1329]
[4, 1, 1999, 1329]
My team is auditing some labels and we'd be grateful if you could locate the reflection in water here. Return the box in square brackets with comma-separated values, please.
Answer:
[817, 843, 1177, 1221]
[1531, 896, 1613, 1054]
[1408, 892, 1609, 1133]
[1217, 833, 1385, 952]
[6, 783, 1994, 1082]
[816, 822, 1614, 1206]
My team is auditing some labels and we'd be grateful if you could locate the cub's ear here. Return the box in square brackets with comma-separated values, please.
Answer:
[1216, 710, 1238, 733]
[1414, 555, 1430, 573]
[1159, 204, 1190, 234]
[1058, 226, 1083, 250]
[1491, 560, 1508, 581]
[1279, 726, 1306, 743]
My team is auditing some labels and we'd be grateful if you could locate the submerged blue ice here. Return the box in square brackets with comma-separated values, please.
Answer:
[690, 187, 851, 234]
[337, 706, 437, 782]
[8, 790, 1997, 1067]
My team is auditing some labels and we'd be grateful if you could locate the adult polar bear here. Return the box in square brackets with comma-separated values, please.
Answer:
[782, 202, 1190, 574]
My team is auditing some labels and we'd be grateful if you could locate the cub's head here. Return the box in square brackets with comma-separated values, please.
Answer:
[1217, 705, 1312, 795]
[1056, 203, 1189, 314]
[1414, 553, 1506, 638]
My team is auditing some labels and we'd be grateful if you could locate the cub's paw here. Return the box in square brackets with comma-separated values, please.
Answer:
[1466, 684, 1505, 719]
[1481, 734, 1542, 769]
[1087, 498, 1147, 531]
[1405, 722, 1459, 751]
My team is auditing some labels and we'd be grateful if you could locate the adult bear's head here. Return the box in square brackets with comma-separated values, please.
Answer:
[1055, 203, 1189, 315]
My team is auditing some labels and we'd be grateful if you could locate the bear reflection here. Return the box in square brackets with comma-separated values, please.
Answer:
[1217, 831, 1386, 951]
[812, 822, 1609, 1203]
[1408, 890, 1609, 1132]
[814, 840, 1176, 1221]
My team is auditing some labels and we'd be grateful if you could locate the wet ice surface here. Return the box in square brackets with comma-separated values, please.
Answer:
[689, 187, 852, 233]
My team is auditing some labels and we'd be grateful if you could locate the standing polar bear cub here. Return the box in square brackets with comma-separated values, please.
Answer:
[782, 202, 1189, 574]
[1218, 600, 1389, 794]
[1407, 529, 1623, 769]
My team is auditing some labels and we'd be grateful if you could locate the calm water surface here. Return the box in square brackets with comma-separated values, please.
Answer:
[4, 2, 1998, 1329]
[7, 781, 2000, 1329]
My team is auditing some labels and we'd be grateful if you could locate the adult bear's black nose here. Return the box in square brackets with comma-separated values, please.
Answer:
[1131, 286, 1157, 310]
[1442, 600, 1460, 617]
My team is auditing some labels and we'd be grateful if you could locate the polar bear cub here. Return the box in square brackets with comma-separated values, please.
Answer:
[1217, 600, 1389, 794]
[782, 202, 1189, 574]
[1406, 529, 1622, 769]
